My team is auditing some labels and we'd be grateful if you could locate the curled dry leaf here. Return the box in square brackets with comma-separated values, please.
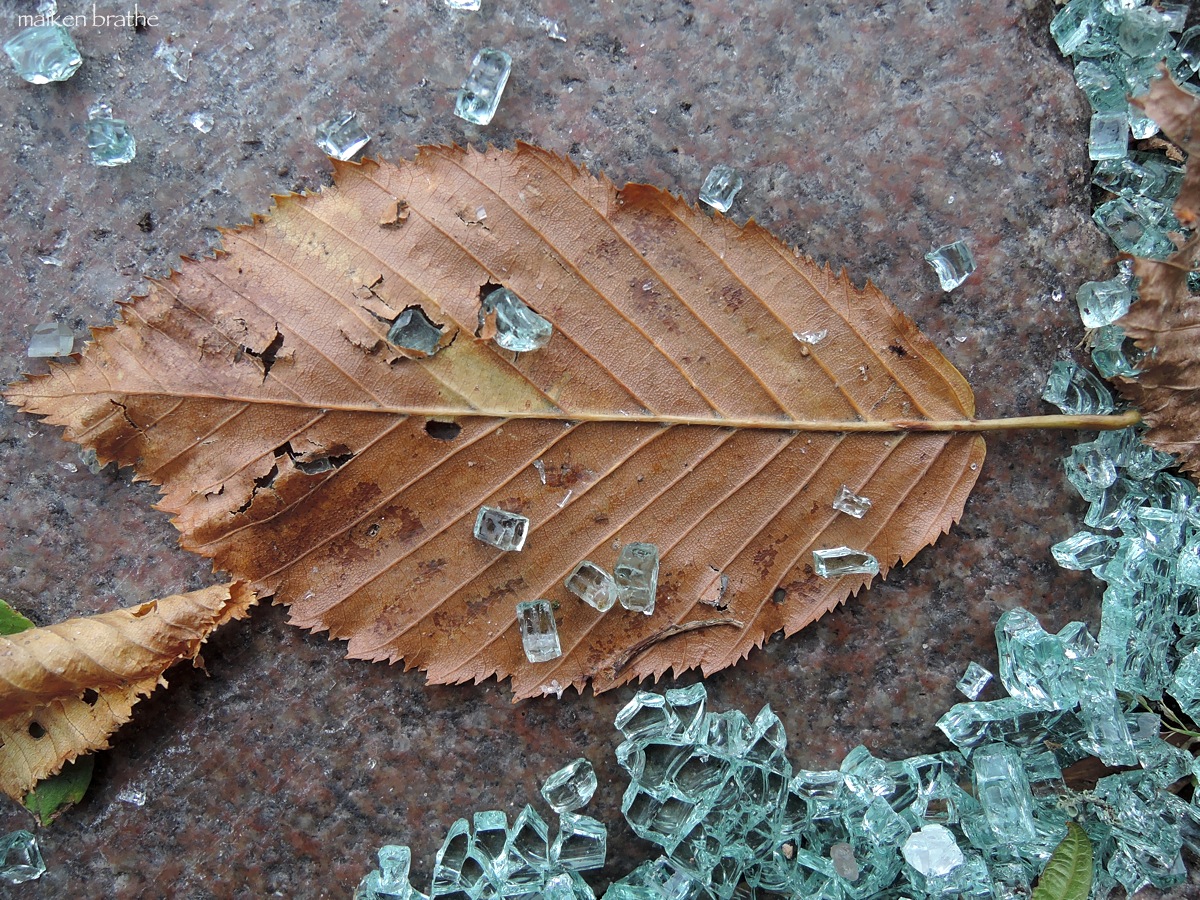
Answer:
[5, 144, 984, 699]
[0, 583, 254, 800]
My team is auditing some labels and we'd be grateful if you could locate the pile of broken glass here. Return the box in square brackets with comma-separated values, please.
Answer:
[356, 2, 1200, 897]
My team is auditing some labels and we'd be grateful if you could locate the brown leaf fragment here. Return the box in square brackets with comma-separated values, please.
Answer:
[1116, 238, 1200, 475]
[380, 198, 409, 228]
[0, 583, 254, 800]
[1131, 71, 1200, 225]
[5, 145, 984, 699]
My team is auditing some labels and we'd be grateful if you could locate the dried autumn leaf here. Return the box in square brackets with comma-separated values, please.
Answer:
[6, 144, 986, 699]
[0, 583, 254, 800]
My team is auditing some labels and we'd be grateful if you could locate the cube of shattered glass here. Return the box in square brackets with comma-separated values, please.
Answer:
[503, 804, 551, 888]
[1051, 530, 1117, 573]
[1074, 59, 1125, 113]
[662, 683, 707, 741]
[606, 857, 700, 900]
[471, 809, 509, 882]
[354, 845, 429, 900]
[0, 829, 46, 885]
[387, 307, 445, 356]
[541, 871, 597, 900]
[701, 708, 751, 761]
[473, 505, 529, 551]
[1041, 359, 1114, 416]
[972, 744, 1036, 843]
[1064, 441, 1118, 501]
[955, 661, 992, 700]
[1181, 25, 1200, 72]
[1050, 0, 1095, 56]
[1075, 278, 1131, 328]
[455, 48, 512, 126]
[924, 240, 976, 291]
[1169, 647, 1200, 720]
[564, 561, 617, 612]
[614, 542, 659, 614]
[26, 320, 73, 358]
[315, 112, 370, 161]
[1092, 197, 1175, 259]
[3, 25, 81, 83]
[698, 164, 743, 213]
[901, 824, 965, 877]
[1091, 326, 1142, 379]
[936, 697, 1079, 756]
[540, 758, 597, 813]
[1089, 110, 1129, 161]
[86, 104, 136, 167]
[516, 599, 561, 663]
[995, 608, 1084, 711]
[812, 546, 879, 578]
[480, 287, 553, 352]
[615, 691, 679, 741]
[431, 818, 485, 896]
[551, 812, 606, 871]
[1157, 2, 1189, 31]
[1179, 535, 1200, 589]
[1117, 7, 1169, 57]
[831, 484, 872, 519]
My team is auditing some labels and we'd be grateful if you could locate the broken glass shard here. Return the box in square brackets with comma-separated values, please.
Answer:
[698, 164, 743, 213]
[615, 691, 678, 741]
[189, 111, 214, 133]
[1075, 59, 1125, 113]
[1180, 25, 1200, 72]
[430, 818, 480, 896]
[480, 287, 553, 352]
[505, 804, 551, 882]
[445, 0, 482, 9]
[1158, 2, 1189, 31]
[26, 320, 73, 358]
[1050, 1, 1094, 56]
[812, 546, 879, 578]
[1076, 279, 1131, 328]
[924, 240, 976, 291]
[516, 599, 561, 663]
[614, 542, 659, 614]
[355, 845, 427, 900]
[956, 661, 992, 700]
[455, 48, 512, 126]
[551, 812, 607, 871]
[473, 506, 529, 551]
[901, 824, 964, 877]
[387, 307, 445, 355]
[1089, 110, 1129, 161]
[972, 744, 1036, 843]
[1064, 441, 1118, 501]
[541, 758, 597, 813]
[1092, 197, 1175, 258]
[564, 561, 617, 612]
[86, 103, 136, 167]
[3, 24, 81, 84]
[1051, 530, 1117, 573]
[315, 112, 370, 161]
[1116, 7, 1169, 57]
[1179, 535, 1200, 588]
[831, 485, 872, 519]
[1041, 360, 1115, 415]
[794, 329, 827, 345]
[0, 830, 45, 885]
[541, 18, 568, 42]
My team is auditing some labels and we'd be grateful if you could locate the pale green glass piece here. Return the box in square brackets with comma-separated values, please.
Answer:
[1073, 654, 1138, 766]
[698, 164, 742, 213]
[515, 599, 561, 663]
[86, 104, 136, 167]
[1085, 477, 1145, 530]
[812, 547, 879, 578]
[1074, 59, 1125, 112]
[445, 0, 482, 9]
[431, 818, 483, 897]
[831, 484, 872, 518]
[1023, 749, 1063, 783]
[355, 845, 430, 900]
[663, 683, 707, 741]
[564, 561, 617, 612]
[1180, 25, 1200, 72]
[1132, 506, 1184, 554]
[3, 25, 80, 83]
[480, 287, 552, 352]
[387, 308, 445, 355]
[746, 704, 789, 773]
[455, 48, 512, 126]
[840, 745, 893, 803]
[615, 542, 659, 614]
[541, 874, 575, 900]
[503, 804, 551, 888]
[995, 608, 1078, 710]
[315, 112, 370, 160]
[955, 661, 992, 700]
[1178, 535, 1200, 588]
[1076, 278, 1131, 328]
[1091, 324, 1142, 378]
[1041, 360, 1114, 415]
[1158, 2, 1189, 31]
[540, 758, 597, 813]
[1092, 197, 1175, 257]
[26, 320, 73, 358]
[924, 240, 975, 291]
[901, 824, 964, 877]
[474, 506, 529, 551]
[615, 691, 678, 741]
[1050, 0, 1095, 55]
[972, 744, 1036, 843]
[936, 697, 1076, 755]
[1089, 110, 1128, 161]
[0, 830, 45, 885]
[1168, 647, 1200, 720]
[1117, 7, 1169, 57]
[1052, 530, 1116, 572]
[471, 810, 508, 881]
[1063, 441, 1117, 501]
[551, 812, 606, 871]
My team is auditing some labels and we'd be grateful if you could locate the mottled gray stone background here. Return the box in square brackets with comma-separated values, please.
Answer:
[0, 0, 1189, 896]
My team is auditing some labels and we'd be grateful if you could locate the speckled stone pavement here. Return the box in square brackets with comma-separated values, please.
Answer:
[0, 0, 1192, 896]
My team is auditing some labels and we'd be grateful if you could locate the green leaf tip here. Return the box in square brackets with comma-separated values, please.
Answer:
[0, 598, 36, 635]
[1033, 821, 1094, 900]
[22, 756, 95, 826]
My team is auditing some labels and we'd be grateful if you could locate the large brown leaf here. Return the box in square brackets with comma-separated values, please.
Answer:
[6, 144, 986, 698]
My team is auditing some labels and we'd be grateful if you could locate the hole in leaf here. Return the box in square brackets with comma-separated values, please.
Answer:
[771, 587, 787, 604]
[295, 452, 354, 475]
[425, 420, 461, 442]
[28, 721, 45, 739]
[81, 688, 99, 706]
[244, 328, 285, 378]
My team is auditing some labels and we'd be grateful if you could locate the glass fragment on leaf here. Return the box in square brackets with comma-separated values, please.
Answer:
[387, 307, 445, 356]
[3, 25, 80, 83]
[831, 484, 872, 518]
[698, 164, 743, 213]
[540, 758, 597, 813]
[26, 320, 73, 358]
[473, 506, 528, 551]
[480, 287, 553, 352]
[812, 546, 879, 578]
[455, 48, 512, 126]
[614, 542, 659, 614]
[315, 112, 370, 161]
[564, 561, 617, 612]
[924, 240, 976, 291]
[794, 329, 827, 345]
[516, 599, 561, 663]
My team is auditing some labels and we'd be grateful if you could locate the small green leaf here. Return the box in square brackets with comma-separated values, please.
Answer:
[0, 598, 36, 635]
[1032, 821, 1094, 900]
[22, 756, 96, 826]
